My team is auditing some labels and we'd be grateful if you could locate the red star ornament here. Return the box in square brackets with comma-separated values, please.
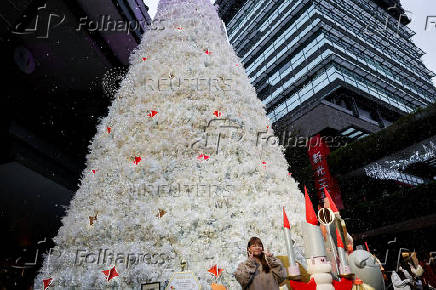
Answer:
[147, 110, 158, 118]
[102, 266, 119, 281]
[134, 156, 141, 165]
[208, 264, 223, 277]
[43, 278, 53, 290]
[197, 154, 210, 160]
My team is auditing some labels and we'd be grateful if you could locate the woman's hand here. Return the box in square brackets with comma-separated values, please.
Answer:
[263, 250, 273, 257]
[411, 252, 419, 266]
[248, 250, 254, 259]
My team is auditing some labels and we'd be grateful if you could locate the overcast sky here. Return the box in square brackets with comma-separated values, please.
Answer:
[401, 0, 436, 85]
[144, 0, 436, 84]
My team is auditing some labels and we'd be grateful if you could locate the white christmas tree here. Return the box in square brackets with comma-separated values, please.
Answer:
[35, 0, 306, 288]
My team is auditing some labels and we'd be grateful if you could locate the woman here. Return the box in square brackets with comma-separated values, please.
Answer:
[391, 260, 416, 290]
[234, 237, 287, 289]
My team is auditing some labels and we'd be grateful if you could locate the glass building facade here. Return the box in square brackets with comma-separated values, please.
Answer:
[222, 0, 436, 128]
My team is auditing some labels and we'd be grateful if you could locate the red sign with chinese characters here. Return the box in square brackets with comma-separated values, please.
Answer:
[307, 134, 344, 209]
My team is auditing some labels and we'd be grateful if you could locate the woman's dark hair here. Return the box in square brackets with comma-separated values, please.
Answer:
[247, 236, 271, 273]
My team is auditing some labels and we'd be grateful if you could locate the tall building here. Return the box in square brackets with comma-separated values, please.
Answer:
[217, 0, 436, 139]
[217, 0, 436, 255]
